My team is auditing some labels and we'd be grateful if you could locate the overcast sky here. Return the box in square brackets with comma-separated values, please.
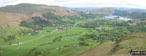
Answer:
[0, 0, 146, 9]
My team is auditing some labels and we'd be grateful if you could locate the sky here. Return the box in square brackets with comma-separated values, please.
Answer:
[0, 0, 146, 9]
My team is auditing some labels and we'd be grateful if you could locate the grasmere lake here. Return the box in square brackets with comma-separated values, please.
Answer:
[105, 15, 133, 21]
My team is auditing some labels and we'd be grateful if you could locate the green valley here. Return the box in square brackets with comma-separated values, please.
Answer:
[0, 3, 146, 56]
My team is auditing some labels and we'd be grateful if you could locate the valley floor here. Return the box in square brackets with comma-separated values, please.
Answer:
[0, 27, 99, 56]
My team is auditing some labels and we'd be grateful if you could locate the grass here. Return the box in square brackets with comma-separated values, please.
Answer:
[74, 19, 94, 26]
[0, 18, 132, 56]
[119, 38, 143, 48]
[103, 25, 114, 30]
[111, 32, 146, 55]
[0, 27, 99, 56]
[43, 27, 55, 32]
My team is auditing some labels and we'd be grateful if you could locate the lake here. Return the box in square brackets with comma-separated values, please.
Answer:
[104, 15, 132, 21]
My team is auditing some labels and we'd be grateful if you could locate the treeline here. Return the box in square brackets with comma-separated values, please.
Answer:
[127, 22, 146, 32]
[20, 17, 51, 30]
[79, 12, 105, 19]
[20, 12, 63, 30]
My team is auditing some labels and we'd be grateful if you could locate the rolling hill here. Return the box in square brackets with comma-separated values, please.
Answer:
[0, 3, 146, 56]
[80, 32, 146, 56]
[0, 3, 78, 39]
[0, 3, 77, 16]
[0, 3, 79, 27]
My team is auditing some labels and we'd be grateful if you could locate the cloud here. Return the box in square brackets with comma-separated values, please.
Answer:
[0, 0, 146, 9]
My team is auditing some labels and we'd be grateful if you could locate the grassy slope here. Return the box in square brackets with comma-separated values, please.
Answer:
[0, 3, 79, 39]
[0, 3, 78, 39]
[0, 13, 28, 26]
[0, 12, 30, 39]
[80, 41, 114, 56]
[0, 3, 77, 16]
[80, 32, 146, 56]
[111, 32, 146, 56]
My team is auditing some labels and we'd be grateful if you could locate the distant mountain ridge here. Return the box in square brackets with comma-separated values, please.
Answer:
[73, 7, 115, 15]
[67, 7, 146, 15]
[0, 3, 77, 16]
[67, 7, 146, 19]
[0, 3, 78, 27]
[67, 7, 146, 11]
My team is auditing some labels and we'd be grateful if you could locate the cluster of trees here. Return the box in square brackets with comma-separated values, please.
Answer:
[77, 19, 146, 42]
[3, 35, 16, 42]
[53, 36, 62, 42]
[67, 15, 84, 20]
[77, 19, 129, 29]
[43, 13, 60, 19]
[24, 47, 50, 56]
[79, 30, 126, 42]
[43, 12, 66, 25]
[20, 12, 64, 30]
[79, 12, 105, 19]
[127, 22, 146, 32]
[20, 16, 51, 30]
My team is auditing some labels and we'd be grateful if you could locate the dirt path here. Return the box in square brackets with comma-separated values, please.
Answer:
[79, 42, 114, 56]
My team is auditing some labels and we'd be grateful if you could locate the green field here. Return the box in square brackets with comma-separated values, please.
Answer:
[0, 17, 146, 56]
[1, 3, 146, 56]
[0, 27, 99, 56]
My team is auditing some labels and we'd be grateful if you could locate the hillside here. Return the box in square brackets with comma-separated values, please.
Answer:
[80, 32, 146, 56]
[111, 32, 146, 56]
[0, 3, 77, 16]
[0, 3, 78, 40]
[1, 3, 146, 56]
[80, 41, 114, 56]
[0, 12, 29, 26]
[0, 3, 79, 28]
[0, 3, 78, 25]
